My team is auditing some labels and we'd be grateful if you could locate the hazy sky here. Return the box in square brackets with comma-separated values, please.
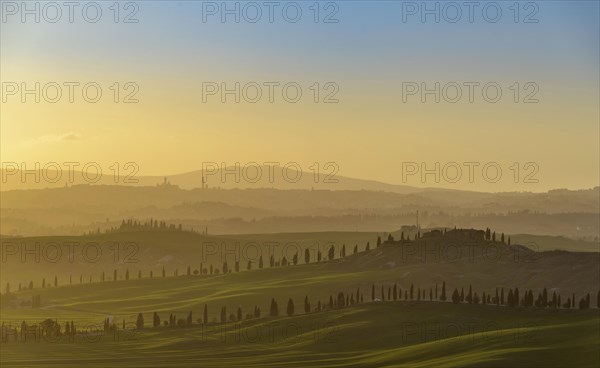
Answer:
[1, 1, 599, 192]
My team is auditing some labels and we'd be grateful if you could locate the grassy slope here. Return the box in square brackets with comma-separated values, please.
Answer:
[0, 231, 378, 286]
[1, 303, 599, 367]
[2, 234, 599, 323]
[2, 231, 599, 367]
[1, 230, 598, 293]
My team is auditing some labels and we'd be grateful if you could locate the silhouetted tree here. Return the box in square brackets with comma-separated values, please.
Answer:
[507, 289, 514, 307]
[153, 312, 160, 327]
[440, 282, 447, 301]
[328, 245, 335, 261]
[136, 313, 144, 329]
[204, 304, 208, 324]
[452, 289, 460, 303]
[542, 288, 548, 307]
[287, 298, 295, 316]
[254, 306, 261, 318]
[270, 298, 279, 316]
[220, 307, 226, 323]
[467, 285, 473, 304]
[305, 249, 310, 264]
[586, 293, 591, 309]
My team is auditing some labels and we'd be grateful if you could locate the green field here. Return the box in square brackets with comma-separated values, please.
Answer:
[1, 302, 599, 367]
[2, 230, 599, 367]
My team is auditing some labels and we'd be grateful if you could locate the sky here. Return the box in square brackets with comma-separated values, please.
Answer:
[1, 0, 599, 192]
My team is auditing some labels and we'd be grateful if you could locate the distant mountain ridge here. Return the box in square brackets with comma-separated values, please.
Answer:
[0, 166, 475, 194]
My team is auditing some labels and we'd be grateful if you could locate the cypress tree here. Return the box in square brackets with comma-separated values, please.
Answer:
[270, 298, 278, 316]
[452, 289, 460, 303]
[328, 245, 335, 261]
[440, 282, 447, 301]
